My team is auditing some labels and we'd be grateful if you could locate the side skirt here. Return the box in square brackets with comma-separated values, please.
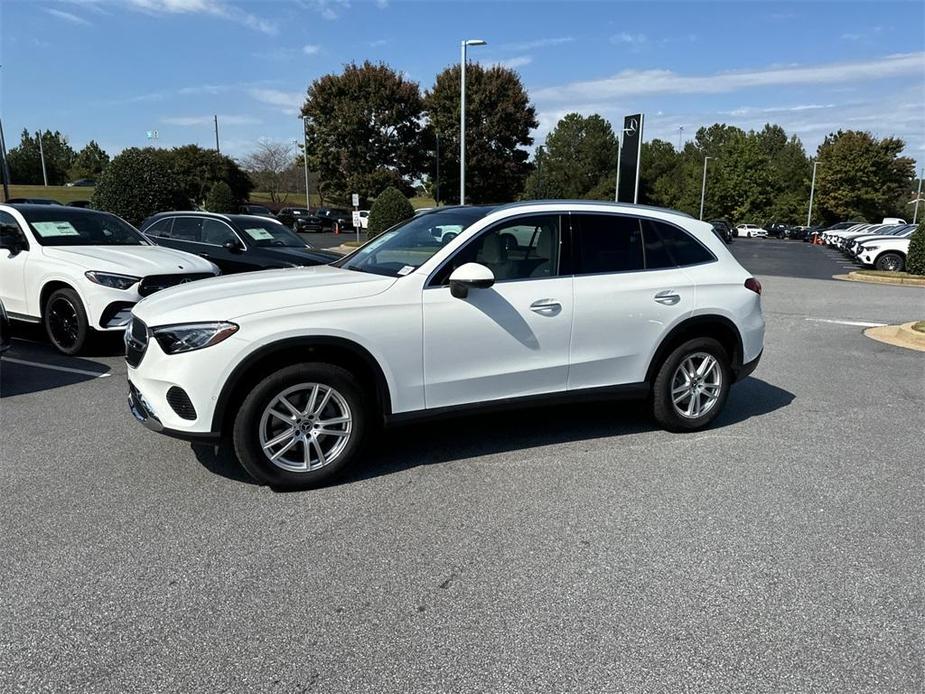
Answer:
[8, 312, 41, 324]
[385, 382, 652, 427]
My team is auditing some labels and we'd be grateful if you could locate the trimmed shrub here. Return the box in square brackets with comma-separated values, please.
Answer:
[366, 186, 414, 238]
[91, 148, 188, 226]
[906, 221, 925, 276]
[205, 181, 236, 213]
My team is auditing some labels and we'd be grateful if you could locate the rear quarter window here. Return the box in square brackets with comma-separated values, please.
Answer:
[643, 220, 716, 269]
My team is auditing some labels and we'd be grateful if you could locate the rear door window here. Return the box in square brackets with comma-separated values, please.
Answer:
[169, 217, 203, 242]
[643, 220, 715, 269]
[573, 214, 645, 274]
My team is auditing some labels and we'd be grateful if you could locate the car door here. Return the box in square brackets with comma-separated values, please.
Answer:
[200, 219, 256, 273]
[154, 215, 203, 256]
[0, 211, 31, 316]
[422, 214, 573, 409]
[568, 213, 696, 389]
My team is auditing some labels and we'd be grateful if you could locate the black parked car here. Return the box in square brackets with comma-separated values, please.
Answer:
[67, 200, 91, 208]
[239, 204, 276, 218]
[708, 219, 735, 244]
[140, 212, 340, 274]
[0, 298, 10, 354]
[276, 207, 312, 230]
[304, 207, 353, 232]
[765, 222, 793, 239]
[6, 197, 61, 205]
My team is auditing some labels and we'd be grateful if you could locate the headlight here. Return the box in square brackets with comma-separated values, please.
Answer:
[152, 322, 238, 354]
[85, 271, 141, 290]
[861, 246, 879, 252]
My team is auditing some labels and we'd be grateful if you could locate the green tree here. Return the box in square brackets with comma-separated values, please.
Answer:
[906, 222, 925, 276]
[425, 63, 537, 204]
[159, 144, 252, 207]
[522, 113, 617, 199]
[302, 61, 425, 203]
[367, 186, 413, 238]
[69, 140, 110, 180]
[204, 181, 236, 213]
[638, 139, 681, 208]
[6, 129, 76, 185]
[814, 130, 914, 224]
[91, 148, 187, 226]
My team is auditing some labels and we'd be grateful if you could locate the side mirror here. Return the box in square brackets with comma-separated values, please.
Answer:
[448, 262, 494, 299]
[0, 228, 25, 257]
[222, 238, 244, 253]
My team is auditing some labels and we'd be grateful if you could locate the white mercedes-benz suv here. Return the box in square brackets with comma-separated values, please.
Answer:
[127, 202, 765, 489]
[0, 204, 218, 354]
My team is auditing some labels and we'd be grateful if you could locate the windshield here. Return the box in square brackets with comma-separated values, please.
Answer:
[337, 207, 492, 277]
[231, 217, 306, 248]
[24, 208, 148, 247]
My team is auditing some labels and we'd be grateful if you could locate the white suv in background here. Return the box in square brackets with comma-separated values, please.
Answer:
[0, 204, 218, 354]
[127, 202, 765, 489]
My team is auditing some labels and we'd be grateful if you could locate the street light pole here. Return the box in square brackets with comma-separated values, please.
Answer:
[807, 160, 819, 227]
[911, 168, 923, 225]
[678, 125, 684, 151]
[0, 117, 10, 201]
[460, 38, 486, 205]
[300, 116, 310, 210]
[214, 115, 220, 153]
[699, 156, 712, 220]
[38, 131, 48, 187]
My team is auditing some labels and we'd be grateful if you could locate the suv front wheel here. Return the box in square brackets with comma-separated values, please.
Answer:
[232, 363, 369, 489]
[651, 337, 732, 432]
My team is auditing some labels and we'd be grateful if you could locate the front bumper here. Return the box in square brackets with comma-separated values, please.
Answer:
[128, 380, 220, 442]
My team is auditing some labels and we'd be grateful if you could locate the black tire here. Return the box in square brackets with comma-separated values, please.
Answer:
[232, 362, 370, 490]
[651, 337, 732, 432]
[874, 252, 905, 273]
[44, 287, 90, 355]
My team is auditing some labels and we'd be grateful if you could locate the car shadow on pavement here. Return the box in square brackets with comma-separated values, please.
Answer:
[186, 377, 794, 488]
[0, 349, 112, 397]
[9, 322, 126, 357]
[347, 376, 795, 483]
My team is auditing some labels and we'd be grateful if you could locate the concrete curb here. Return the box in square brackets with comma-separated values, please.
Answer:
[864, 322, 925, 352]
[833, 271, 925, 287]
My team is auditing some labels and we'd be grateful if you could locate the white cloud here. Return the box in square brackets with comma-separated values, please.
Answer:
[296, 0, 351, 21]
[496, 55, 533, 70]
[162, 115, 261, 126]
[369, 38, 389, 48]
[118, 0, 278, 34]
[249, 88, 304, 115]
[499, 37, 574, 51]
[375, 0, 388, 8]
[532, 52, 925, 103]
[44, 8, 92, 25]
[611, 32, 647, 45]
[302, 44, 321, 55]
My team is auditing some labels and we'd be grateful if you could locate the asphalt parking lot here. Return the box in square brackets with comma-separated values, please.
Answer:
[1, 239, 922, 692]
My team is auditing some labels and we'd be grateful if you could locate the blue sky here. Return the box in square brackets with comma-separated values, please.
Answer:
[2, 0, 923, 169]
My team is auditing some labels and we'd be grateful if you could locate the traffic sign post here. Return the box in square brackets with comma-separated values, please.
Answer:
[351, 193, 360, 242]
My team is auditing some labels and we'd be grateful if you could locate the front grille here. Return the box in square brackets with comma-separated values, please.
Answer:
[138, 273, 213, 297]
[166, 386, 196, 420]
[125, 316, 148, 368]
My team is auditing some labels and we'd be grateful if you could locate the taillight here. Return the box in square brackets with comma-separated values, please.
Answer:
[745, 277, 762, 295]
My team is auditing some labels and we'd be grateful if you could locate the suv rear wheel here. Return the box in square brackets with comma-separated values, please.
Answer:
[232, 363, 369, 489]
[651, 337, 732, 432]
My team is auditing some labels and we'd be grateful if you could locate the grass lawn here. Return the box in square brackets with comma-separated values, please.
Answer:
[6, 184, 95, 204]
[251, 192, 436, 210]
[912, 321, 925, 333]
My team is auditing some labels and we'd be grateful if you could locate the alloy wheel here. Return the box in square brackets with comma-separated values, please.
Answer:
[670, 352, 723, 419]
[47, 297, 80, 350]
[258, 383, 352, 473]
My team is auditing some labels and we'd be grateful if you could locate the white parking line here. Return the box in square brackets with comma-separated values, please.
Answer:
[805, 318, 887, 328]
[0, 357, 111, 378]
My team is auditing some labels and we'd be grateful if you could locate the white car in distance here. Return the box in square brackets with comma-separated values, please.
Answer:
[0, 204, 218, 354]
[127, 201, 765, 490]
[735, 224, 768, 238]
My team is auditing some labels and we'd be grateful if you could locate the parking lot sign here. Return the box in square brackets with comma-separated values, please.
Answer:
[352, 210, 362, 228]
[351, 193, 360, 208]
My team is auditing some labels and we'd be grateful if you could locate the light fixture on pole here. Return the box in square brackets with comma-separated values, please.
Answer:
[300, 116, 310, 210]
[807, 160, 819, 227]
[460, 38, 487, 205]
[699, 156, 712, 220]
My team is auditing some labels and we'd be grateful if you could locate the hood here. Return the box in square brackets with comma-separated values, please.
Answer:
[42, 245, 216, 275]
[257, 246, 342, 265]
[132, 264, 396, 325]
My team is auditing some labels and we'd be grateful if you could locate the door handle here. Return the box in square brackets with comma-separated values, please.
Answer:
[530, 299, 562, 314]
[654, 290, 681, 306]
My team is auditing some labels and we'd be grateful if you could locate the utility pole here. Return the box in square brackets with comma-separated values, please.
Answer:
[910, 168, 923, 224]
[807, 160, 819, 227]
[459, 38, 487, 205]
[214, 115, 220, 153]
[699, 156, 712, 220]
[0, 117, 10, 201]
[300, 116, 310, 210]
[38, 131, 48, 187]
[678, 126, 684, 151]
[435, 132, 440, 206]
